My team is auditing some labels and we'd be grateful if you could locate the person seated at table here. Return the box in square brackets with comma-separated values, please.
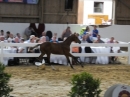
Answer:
[0, 36, 6, 42]
[18, 38, 26, 53]
[93, 35, 104, 43]
[107, 37, 115, 43]
[86, 34, 93, 43]
[81, 35, 88, 43]
[15, 33, 22, 43]
[38, 36, 46, 43]
[5, 31, 10, 40]
[7, 33, 15, 43]
[50, 36, 59, 43]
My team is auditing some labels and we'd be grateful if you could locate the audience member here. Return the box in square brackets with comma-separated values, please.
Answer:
[93, 35, 104, 43]
[50, 36, 59, 43]
[61, 26, 72, 39]
[92, 25, 98, 37]
[41, 32, 49, 41]
[0, 30, 4, 36]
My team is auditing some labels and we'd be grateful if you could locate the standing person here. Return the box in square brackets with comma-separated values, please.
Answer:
[61, 26, 72, 40]
[92, 25, 98, 37]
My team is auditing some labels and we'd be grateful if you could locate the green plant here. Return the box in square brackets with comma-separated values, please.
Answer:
[68, 72, 102, 97]
[0, 63, 13, 97]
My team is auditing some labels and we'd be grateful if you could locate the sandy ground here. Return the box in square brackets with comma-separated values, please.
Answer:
[5, 57, 130, 97]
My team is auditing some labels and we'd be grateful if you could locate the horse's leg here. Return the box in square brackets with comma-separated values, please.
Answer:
[67, 53, 84, 68]
[37, 52, 45, 62]
[46, 53, 56, 70]
[65, 55, 74, 69]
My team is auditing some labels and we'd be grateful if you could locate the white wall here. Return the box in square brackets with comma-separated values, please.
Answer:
[83, 0, 112, 25]
[0, 23, 130, 42]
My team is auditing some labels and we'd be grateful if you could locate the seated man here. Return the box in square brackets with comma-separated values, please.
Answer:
[93, 35, 104, 43]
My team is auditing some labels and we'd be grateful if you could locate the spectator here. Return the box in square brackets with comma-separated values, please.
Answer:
[93, 35, 104, 43]
[41, 32, 49, 41]
[61, 26, 72, 39]
[0, 30, 4, 36]
[107, 37, 115, 43]
[5, 31, 10, 40]
[18, 38, 27, 53]
[50, 36, 59, 43]
[92, 25, 98, 37]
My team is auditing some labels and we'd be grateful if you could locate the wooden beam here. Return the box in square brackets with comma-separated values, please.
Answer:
[43, 13, 77, 15]
[116, 17, 130, 20]
[0, 15, 39, 18]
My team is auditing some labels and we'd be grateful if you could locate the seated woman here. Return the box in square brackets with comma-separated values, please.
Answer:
[50, 36, 59, 43]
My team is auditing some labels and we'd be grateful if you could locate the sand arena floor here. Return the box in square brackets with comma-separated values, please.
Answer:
[4, 57, 130, 97]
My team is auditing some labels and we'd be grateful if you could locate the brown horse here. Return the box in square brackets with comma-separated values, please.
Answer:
[29, 34, 83, 69]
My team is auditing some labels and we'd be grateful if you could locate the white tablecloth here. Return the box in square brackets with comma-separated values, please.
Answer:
[49, 46, 111, 65]
[80, 46, 111, 64]
[0, 48, 17, 66]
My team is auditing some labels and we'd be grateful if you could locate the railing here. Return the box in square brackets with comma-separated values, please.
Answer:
[0, 42, 130, 64]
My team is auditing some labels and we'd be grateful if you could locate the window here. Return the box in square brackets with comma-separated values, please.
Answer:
[94, 2, 104, 13]
[65, 0, 73, 11]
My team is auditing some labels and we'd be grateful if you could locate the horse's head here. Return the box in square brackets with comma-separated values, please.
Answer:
[71, 34, 81, 44]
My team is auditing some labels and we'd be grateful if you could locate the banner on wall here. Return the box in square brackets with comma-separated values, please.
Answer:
[0, 0, 39, 4]
[26, 0, 39, 4]
[4, 0, 23, 2]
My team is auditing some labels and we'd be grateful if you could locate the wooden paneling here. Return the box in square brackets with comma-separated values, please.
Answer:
[115, 0, 130, 25]
[0, 0, 78, 23]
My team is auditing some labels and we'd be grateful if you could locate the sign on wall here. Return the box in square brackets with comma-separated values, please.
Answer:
[88, 14, 110, 25]
[8, 0, 23, 2]
[0, 0, 39, 4]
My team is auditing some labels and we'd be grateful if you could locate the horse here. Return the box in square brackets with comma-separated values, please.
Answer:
[29, 34, 83, 69]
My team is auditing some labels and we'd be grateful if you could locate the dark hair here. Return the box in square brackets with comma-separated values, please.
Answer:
[6, 31, 10, 34]
[1, 30, 4, 32]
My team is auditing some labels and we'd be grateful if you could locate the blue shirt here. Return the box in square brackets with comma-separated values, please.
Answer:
[92, 29, 98, 37]
[50, 40, 59, 43]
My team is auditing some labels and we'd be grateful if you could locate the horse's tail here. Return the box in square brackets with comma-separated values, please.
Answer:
[28, 44, 41, 52]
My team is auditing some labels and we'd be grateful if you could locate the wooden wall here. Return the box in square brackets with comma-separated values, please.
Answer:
[115, 0, 130, 25]
[0, 0, 78, 23]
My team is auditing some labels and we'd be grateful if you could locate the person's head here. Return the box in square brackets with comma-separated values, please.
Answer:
[52, 36, 57, 41]
[40, 36, 46, 43]
[6, 31, 10, 35]
[94, 25, 97, 30]
[14, 37, 19, 43]
[82, 35, 87, 41]
[29, 35, 35, 43]
[85, 26, 90, 31]
[110, 37, 114, 42]
[66, 26, 70, 31]
[97, 35, 101, 40]
[16, 33, 20, 37]
[20, 38, 25, 43]
[42, 32, 46, 36]
[9, 33, 14, 38]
